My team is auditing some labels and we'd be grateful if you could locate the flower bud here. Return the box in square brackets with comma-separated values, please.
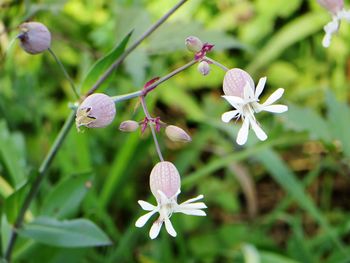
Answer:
[119, 120, 139, 132]
[165, 125, 192, 143]
[185, 36, 203, 53]
[149, 161, 181, 201]
[223, 68, 255, 98]
[317, 0, 343, 14]
[18, 22, 51, 54]
[197, 61, 211, 76]
[76, 93, 116, 130]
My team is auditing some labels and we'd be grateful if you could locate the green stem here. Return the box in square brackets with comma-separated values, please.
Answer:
[140, 96, 164, 162]
[4, 111, 76, 261]
[85, 0, 189, 97]
[48, 48, 80, 99]
[204, 56, 229, 72]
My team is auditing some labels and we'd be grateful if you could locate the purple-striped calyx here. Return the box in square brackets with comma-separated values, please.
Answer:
[76, 93, 116, 131]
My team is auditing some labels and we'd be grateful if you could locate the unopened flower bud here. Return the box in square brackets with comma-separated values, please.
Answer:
[119, 120, 139, 132]
[317, 0, 343, 14]
[18, 22, 51, 54]
[76, 93, 116, 130]
[165, 125, 192, 143]
[150, 161, 181, 201]
[185, 36, 203, 53]
[197, 61, 211, 76]
[223, 68, 254, 98]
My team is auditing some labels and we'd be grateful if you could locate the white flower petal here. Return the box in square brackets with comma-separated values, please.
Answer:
[177, 202, 207, 210]
[322, 33, 332, 48]
[236, 117, 250, 145]
[138, 200, 156, 211]
[149, 220, 163, 239]
[158, 190, 170, 205]
[262, 104, 288, 113]
[324, 18, 339, 34]
[177, 209, 207, 216]
[262, 88, 285, 106]
[243, 82, 255, 101]
[135, 210, 158, 227]
[221, 110, 240, 123]
[250, 119, 267, 141]
[164, 218, 177, 237]
[339, 9, 350, 21]
[222, 95, 245, 106]
[181, 195, 204, 204]
[255, 77, 267, 99]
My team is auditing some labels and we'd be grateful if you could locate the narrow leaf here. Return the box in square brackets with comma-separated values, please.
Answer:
[41, 172, 93, 219]
[19, 217, 112, 248]
[80, 31, 133, 92]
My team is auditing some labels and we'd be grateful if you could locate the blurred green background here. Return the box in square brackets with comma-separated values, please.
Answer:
[1, 0, 350, 262]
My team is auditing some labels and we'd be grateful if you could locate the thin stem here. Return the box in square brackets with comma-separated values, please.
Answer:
[4, 111, 76, 261]
[143, 59, 197, 96]
[110, 59, 197, 103]
[48, 48, 80, 99]
[140, 96, 164, 162]
[204, 56, 229, 72]
[85, 0, 189, 97]
[111, 90, 143, 103]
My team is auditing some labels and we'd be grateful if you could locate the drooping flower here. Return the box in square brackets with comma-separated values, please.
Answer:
[221, 68, 288, 145]
[76, 93, 116, 130]
[317, 0, 350, 47]
[135, 161, 207, 239]
[18, 22, 51, 54]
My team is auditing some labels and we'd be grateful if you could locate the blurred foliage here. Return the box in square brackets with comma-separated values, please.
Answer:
[1, 0, 350, 262]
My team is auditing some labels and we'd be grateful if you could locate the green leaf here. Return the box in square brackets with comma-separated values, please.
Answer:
[4, 183, 27, 224]
[326, 91, 350, 158]
[247, 12, 329, 74]
[283, 104, 332, 142]
[80, 31, 133, 93]
[19, 217, 112, 248]
[1, 214, 12, 255]
[255, 149, 345, 252]
[41, 172, 93, 219]
[0, 120, 27, 188]
[260, 251, 300, 263]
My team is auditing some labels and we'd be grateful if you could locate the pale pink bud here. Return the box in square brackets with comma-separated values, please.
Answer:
[223, 68, 255, 98]
[185, 36, 203, 53]
[76, 93, 116, 130]
[165, 125, 192, 143]
[317, 0, 343, 14]
[18, 22, 51, 54]
[119, 120, 139, 132]
[197, 61, 211, 76]
[149, 161, 181, 201]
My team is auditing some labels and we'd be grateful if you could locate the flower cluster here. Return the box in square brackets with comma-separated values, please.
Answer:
[317, 0, 350, 47]
[135, 161, 207, 239]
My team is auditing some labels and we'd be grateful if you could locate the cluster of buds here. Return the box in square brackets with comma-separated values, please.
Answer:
[185, 36, 213, 76]
[119, 118, 191, 143]
[135, 161, 207, 239]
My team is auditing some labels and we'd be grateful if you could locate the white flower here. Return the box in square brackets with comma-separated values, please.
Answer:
[135, 161, 207, 239]
[221, 68, 288, 145]
[317, 0, 350, 47]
